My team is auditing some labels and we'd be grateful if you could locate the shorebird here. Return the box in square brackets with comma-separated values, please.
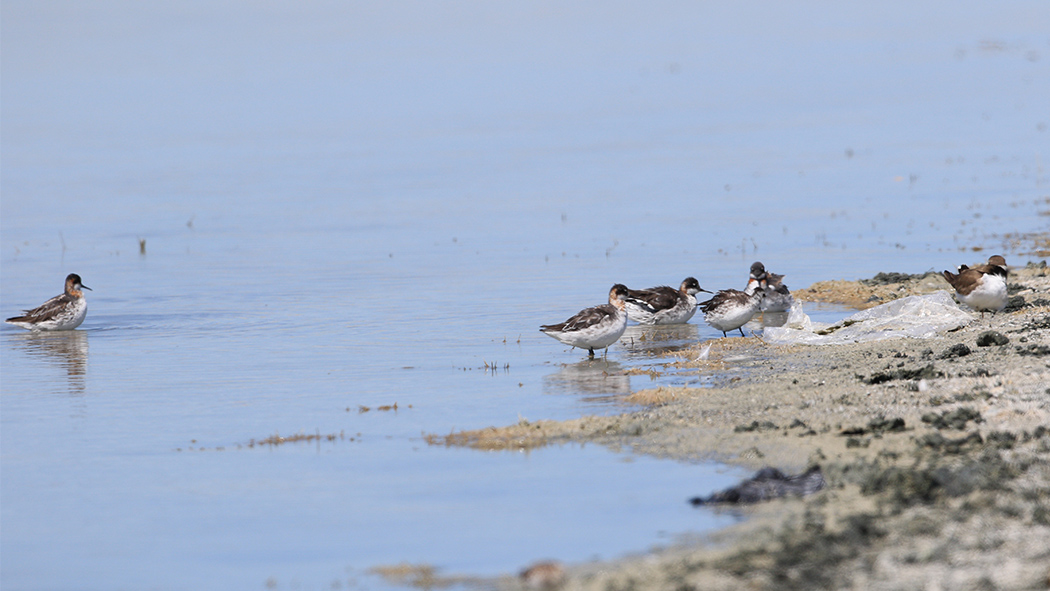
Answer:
[624, 277, 711, 325]
[746, 261, 793, 312]
[942, 255, 1008, 317]
[699, 277, 766, 337]
[6, 273, 92, 331]
[540, 284, 632, 357]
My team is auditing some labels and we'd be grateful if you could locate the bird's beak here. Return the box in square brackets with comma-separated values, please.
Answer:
[81, 285, 92, 291]
[698, 288, 712, 294]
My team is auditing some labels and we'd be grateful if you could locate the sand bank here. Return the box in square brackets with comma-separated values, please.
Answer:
[421, 261, 1050, 590]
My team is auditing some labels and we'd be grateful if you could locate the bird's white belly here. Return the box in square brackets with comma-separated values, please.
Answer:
[626, 299, 696, 325]
[556, 314, 627, 349]
[653, 303, 697, 325]
[959, 275, 1007, 311]
[706, 301, 758, 331]
[39, 299, 88, 330]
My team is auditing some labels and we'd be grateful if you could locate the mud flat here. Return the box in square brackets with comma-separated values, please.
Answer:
[425, 260, 1050, 591]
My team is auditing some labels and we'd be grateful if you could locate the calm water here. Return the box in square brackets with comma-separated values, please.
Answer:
[2, 2, 1048, 589]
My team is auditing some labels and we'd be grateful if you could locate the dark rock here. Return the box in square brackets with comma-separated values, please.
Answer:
[689, 466, 825, 505]
[1033, 506, 1050, 526]
[855, 448, 1014, 502]
[985, 431, 1017, 449]
[921, 407, 982, 430]
[937, 449, 1016, 497]
[734, 420, 779, 433]
[1004, 295, 1026, 312]
[953, 390, 992, 403]
[918, 431, 984, 454]
[961, 368, 996, 378]
[939, 343, 971, 359]
[840, 417, 906, 436]
[860, 364, 942, 385]
[1023, 315, 1050, 330]
[869, 416, 907, 433]
[1016, 343, 1050, 357]
[976, 331, 1009, 347]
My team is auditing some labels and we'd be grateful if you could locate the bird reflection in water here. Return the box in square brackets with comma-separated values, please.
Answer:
[542, 359, 631, 403]
[545, 323, 705, 403]
[11, 330, 89, 395]
[620, 323, 700, 358]
[749, 310, 790, 330]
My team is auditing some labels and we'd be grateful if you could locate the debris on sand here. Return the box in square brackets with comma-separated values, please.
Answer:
[689, 466, 825, 505]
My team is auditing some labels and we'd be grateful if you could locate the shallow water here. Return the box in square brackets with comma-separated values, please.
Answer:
[2, 1, 1048, 589]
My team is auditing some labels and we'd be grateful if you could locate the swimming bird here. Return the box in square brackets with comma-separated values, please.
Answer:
[624, 277, 711, 325]
[6, 273, 92, 331]
[699, 277, 766, 337]
[746, 261, 793, 312]
[942, 255, 1008, 317]
[540, 284, 632, 357]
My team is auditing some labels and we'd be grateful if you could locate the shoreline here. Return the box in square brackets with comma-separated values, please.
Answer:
[417, 260, 1050, 590]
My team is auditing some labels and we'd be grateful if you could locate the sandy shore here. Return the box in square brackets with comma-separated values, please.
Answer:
[418, 259, 1050, 591]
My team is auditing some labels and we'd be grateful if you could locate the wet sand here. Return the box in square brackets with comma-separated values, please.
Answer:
[423, 259, 1050, 590]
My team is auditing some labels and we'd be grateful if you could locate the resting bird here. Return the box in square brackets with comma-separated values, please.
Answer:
[942, 255, 1008, 317]
[624, 277, 710, 325]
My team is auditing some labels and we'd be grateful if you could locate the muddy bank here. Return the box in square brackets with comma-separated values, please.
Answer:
[792, 270, 952, 309]
[421, 261, 1050, 591]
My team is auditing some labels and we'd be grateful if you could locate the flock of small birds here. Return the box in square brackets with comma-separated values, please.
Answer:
[540, 255, 1011, 357]
[4, 256, 1010, 352]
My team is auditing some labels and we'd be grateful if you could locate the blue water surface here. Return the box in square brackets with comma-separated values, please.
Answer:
[2, 1, 1048, 590]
